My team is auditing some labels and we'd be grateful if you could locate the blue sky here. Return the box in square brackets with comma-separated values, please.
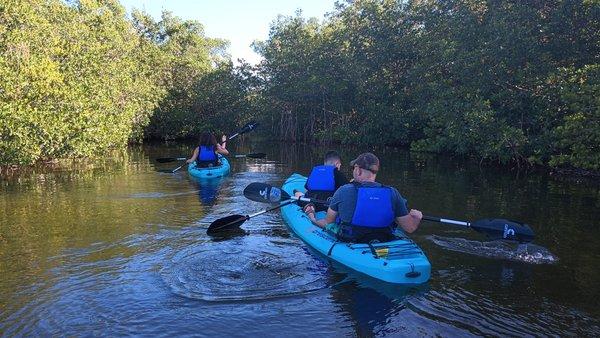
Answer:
[119, 0, 337, 64]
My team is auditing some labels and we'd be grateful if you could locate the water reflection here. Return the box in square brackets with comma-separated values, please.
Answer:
[189, 176, 226, 205]
[297, 242, 434, 335]
[330, 278, 430, 336]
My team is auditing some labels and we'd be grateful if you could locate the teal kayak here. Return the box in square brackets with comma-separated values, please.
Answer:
[188, 154, 230, 179]
[280, 174, 431, 284]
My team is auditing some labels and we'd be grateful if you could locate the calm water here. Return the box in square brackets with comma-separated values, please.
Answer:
[1, 141, 599, 336]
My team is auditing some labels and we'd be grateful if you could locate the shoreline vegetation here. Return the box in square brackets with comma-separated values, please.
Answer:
[2, 139, 599, 182]
[1, 0, 598, 177]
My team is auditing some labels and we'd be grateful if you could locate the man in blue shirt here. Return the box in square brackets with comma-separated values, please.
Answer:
[305, 152, 422, 243]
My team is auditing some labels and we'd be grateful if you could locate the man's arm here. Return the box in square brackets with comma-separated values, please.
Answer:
[308, 207, 338, 229]
[396, 209, 423, 233]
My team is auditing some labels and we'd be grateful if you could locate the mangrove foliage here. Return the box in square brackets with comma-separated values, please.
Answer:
[254, 0, 600, 170]
[1, 0, 598, 172]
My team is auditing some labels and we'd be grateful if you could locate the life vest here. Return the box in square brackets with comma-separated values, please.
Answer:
[306, 165, 336, 192]
[336, 183, 397, 243]
[198, 145, 217, 162]
[349, 184, 395, 228]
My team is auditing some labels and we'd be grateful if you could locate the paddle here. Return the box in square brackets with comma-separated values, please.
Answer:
[156, 157, 187, 163]
[157, 162, 188, 173]
[242, 182, 535, 243]
[207, 200, 297, 234]
[421, 216, 534, 243]
[234, 152, 267, 159]
[156, 121, 260, 172]
[171, 162, 188, 173]
[243, 182, 291, 203]
[228, 121, 259, 140]
[243, 182, 328, 205]
[157, 152, 265, 164]
[173, 151, 263, 172]
[208, 181, 321, 234]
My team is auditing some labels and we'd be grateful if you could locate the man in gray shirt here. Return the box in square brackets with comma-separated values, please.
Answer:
[306, 152, 422, 242]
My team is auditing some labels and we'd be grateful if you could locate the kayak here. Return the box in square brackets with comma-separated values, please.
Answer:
[188, 154, 230, 179]
[280, 174, 431, 284]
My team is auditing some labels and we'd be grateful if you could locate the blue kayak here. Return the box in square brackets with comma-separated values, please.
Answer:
[188, 154, 230, 179]
[280, 174, 431, 284]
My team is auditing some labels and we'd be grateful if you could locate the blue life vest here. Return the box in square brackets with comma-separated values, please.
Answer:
[349, 185, 395, 229]
[306, 165, 336, 192]
[198, 145, 217, 162]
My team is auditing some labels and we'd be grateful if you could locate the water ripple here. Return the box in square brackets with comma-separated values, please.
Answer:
[161, 235, 329, 301]
[410, 285, 600, 336]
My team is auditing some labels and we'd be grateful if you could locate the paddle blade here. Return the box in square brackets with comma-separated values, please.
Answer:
[207, 215, 248, 234]
[246, 152, 266, 158]
[156, 157, 186, 163]
[471, 218, 535, 243]
[243, 182, 291, 204]
[240, 122, 259, 134]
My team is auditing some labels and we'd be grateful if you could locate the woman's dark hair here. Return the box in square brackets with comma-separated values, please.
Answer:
[199, 132, 217, 146]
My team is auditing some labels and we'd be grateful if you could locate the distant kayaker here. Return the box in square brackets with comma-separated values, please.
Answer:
[294, 150, 349, 212]
[186, 132, 229, 167]
[305, 152, 422, 243]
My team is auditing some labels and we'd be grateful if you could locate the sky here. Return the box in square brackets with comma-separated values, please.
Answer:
[119, 0, 338, 65]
